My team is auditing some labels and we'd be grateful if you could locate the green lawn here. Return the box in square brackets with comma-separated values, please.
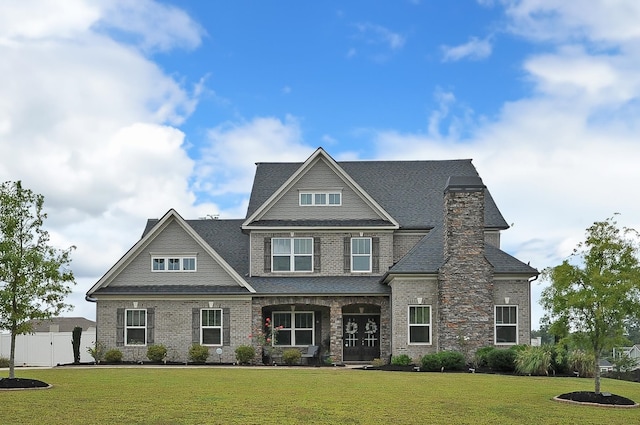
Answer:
[1, 367, 639, 424]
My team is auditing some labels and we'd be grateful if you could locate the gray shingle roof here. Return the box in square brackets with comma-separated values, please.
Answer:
[93, 285, 251, 296]
[247, 159, 508, 230]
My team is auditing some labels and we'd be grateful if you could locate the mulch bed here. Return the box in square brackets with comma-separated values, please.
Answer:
[555, 391, 637, 407]
[0, 378, 50, 390]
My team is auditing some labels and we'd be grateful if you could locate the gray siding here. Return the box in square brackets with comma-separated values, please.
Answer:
[110, 220, 240, 287]
[261, 159, 383, 221]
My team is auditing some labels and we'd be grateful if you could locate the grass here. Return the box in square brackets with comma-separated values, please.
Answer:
[1, 367, 639, 424]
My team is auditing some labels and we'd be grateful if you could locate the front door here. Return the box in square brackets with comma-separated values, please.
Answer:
[342, 315, 380, 361]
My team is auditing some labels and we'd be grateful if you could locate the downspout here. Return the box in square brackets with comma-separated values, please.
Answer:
[528, 274, 539, 341]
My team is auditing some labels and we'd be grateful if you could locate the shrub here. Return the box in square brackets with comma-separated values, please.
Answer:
[438, 351, 465, 371]
[87, 341, 106, 363]
[104, 349, 123, 363]
[188, 344, 210, 363]
[550, 344, 568, 374]
[474, 346, 496, 368]
[0, 357, 10, 368]
[282, 348, 302, 365]
[391, 354, 413, 366]
[421, 353, 442, 371]
[568, 350, 595, 377]
[72, 326, 82, 364]
[146, 344, 168, 362]
[235, 345, 256, 364]
[515, 345, 552, 375]
[371, 358, 386, 367]
[487, 348, 516, 372]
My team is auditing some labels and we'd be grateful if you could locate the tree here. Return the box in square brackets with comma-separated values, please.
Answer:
[540, 215, 640, 394]
[0, 181, 75, 379]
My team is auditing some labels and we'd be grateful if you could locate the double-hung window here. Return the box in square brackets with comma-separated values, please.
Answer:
[152, 256, 197, 272]
[201, 309, 222, 345]
[408, 305, 431, 344]
[125, 309, 146, 345]
[272, 312, 314, 346]
[351, 238, 371, 272]
[272, 238, 313, 272]
[495, 305, 518, 344]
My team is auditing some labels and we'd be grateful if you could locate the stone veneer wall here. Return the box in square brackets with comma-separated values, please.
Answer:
[251, 295, 390, 363]
[96, 298, 252, 363]
[438, 184, 495, 353]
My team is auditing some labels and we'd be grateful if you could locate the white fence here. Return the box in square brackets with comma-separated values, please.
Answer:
[0, 329, 96, 366]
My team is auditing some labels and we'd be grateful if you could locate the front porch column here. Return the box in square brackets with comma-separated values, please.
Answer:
[330, 300, 343, 362]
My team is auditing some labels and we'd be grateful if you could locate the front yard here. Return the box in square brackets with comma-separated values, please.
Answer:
[2, 367, 639, 424]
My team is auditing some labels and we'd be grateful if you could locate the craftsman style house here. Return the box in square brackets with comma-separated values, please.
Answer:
[86, 148, 537, 363]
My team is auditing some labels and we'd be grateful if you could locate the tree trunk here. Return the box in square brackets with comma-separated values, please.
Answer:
[594, 352, 601, 394]
[9, 329, 16, 379]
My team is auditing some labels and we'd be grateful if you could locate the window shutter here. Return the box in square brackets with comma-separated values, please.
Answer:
[264, 238, 271, 273]
[343, 237, 351, 273]
[314, 237, 321, 272]
[223, 308, 231, 346]
[116, 308, 124, 347]
[146, 308, 155, 344]
[192, 308, 200, 344]
[372, 237, 380, 273]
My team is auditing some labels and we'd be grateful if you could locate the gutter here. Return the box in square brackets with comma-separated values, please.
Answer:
[85, 295, 97, 303]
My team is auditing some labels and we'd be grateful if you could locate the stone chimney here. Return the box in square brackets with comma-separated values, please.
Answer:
[438, 176, 494, 353]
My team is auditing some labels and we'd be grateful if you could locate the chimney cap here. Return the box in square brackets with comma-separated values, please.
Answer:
[444, 176, 486, 193]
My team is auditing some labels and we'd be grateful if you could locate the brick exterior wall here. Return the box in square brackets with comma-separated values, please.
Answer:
[438, 184, 495, 354]
[494, 279, 531, 345]
[96, 298, 252, 363]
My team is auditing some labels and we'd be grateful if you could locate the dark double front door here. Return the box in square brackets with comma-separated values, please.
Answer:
[342, 314, 380, 361]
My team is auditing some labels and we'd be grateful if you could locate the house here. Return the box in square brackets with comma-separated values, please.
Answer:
[86, 147, 538, 363]
[613, 345, 640, 370]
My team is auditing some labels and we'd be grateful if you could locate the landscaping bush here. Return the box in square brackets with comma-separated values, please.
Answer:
[282, 348, 302, 365]
[188, 344, 209, 363]
[550, 344, 568, 375]
[371, 357, 386, 367]
[391, 354, 413, 366]
[104, 349, 123, 363]
[0, 357, 10, 368]
[146, 344, 168, 362]
[87, 341, 106, 363]
[515, 345, 552, 375]
[568, 350, 595, 378]
[487, 348, 516, 372]
[438, 351, 465, 371]
[72, 326, 82, 364]
[235, 345, 256, 364]
[474, 346, 496, 368]
[421, 353, 442, 371]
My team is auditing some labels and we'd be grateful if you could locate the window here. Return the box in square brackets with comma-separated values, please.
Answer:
[151, 256, 197, 272]
[272, 238, 313, 272]
[126, 309, 146, 345]
[408, 306, 431, 344]
[201, 309, 222, 345]
[351, 238, 371, 272]
[495, 305, 518, 344]
[272, 312, 314, 346]
[299, 191, 341, 206]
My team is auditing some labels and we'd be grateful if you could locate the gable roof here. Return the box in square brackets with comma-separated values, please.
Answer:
[245, 149, 508, 230]
[243, 148, 399, 229]
[87, 210, 255, 297]
[27, 317, 96, 332]
[383, 226, 538, 281]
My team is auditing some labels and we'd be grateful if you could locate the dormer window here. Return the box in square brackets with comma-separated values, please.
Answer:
[299, 191, 341, 206]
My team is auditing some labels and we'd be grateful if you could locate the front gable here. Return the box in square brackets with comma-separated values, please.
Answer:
[243, 148, 398, 229]
[87, 209, 255, 297]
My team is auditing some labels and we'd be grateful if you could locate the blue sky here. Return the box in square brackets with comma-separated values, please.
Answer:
[1, 0, 640, 327]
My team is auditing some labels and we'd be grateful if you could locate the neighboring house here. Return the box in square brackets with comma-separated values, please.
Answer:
[0, 317, 96, 366]
[613, 345, 640, 370]
[86, 148, 538, 363]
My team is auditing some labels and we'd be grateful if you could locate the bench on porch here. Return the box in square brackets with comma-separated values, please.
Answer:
[301, 345, 320, 365]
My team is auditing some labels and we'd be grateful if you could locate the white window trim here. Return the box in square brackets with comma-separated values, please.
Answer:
[151, 255, 197, 272]
[408, 305, 432, 345]
[298, 191, 342, 206]
[125, 309, 147, 346]
[495, 305, 518, 345]
[351, 237, 372, 273]
[271, 237, 314, 273]
[201, 308, 223, 346]
[272, 311, 315, 347]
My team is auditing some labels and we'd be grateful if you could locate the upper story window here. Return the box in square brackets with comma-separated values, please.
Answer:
[299, 191, 341, 206]
[351, 238, 371, 272]
[495, 305, 518, 345]
[152, 256, 197, 272]
[272, 238, 313, 272]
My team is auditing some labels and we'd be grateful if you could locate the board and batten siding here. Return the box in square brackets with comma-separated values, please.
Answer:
[260, 159, 383, 221]
[109, 220, 240, 287]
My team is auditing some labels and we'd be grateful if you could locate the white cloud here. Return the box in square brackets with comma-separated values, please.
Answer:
[0, 0, 207, 319]
[441, 36, 493, 62]
[353, 22, 406, 52]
